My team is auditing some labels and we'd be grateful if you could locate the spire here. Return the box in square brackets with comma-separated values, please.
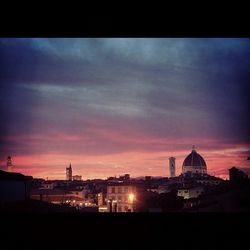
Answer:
[69, 163, 72, 169]
[192, 145, 196, 151]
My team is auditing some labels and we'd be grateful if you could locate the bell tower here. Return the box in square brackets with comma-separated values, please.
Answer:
[7, 156, 13, 172]
[66, 163, 72, 181]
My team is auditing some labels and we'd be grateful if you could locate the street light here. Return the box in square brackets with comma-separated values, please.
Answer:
[128, 193, 135, 212]
[128, 193, 135, 203]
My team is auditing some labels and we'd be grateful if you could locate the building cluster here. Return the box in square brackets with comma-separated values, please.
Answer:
[1, 147, 249, 212]
[66, 163, 82, 181]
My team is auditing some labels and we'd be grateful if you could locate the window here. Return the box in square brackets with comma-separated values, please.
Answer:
[124, 187, 128, 193]
[118, 196, 122, 202]
[118, 187, 122, 193]
[118, 206, 122, 212]
[112, 187, 115, 194]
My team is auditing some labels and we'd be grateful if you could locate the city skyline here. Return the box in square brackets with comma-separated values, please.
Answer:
[0, 38, 250, 180]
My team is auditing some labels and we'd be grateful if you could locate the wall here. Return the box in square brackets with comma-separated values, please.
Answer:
[0, 180, 27, 203]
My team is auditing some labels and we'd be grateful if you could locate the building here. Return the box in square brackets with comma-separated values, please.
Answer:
[169, 157, 176, 178]
[182, 146, 207, 175]
[0, 170, 32, 203]
[72, 175, 82, 181]
[145, 176, 152, 181]
[229, 167, 248, 181]
[66, 163, 72, 181]
[6, 156, 13, 172]
[196, 175, 223, 186]
[31, 188, 85, 206]
[97, 192, 108, 212]
[106, 184, 137, 212]
[158, 185, 170, 194]
[177, 186, 204, 199]
[40, 181, 58, 189]
[97, 192, 105, 206]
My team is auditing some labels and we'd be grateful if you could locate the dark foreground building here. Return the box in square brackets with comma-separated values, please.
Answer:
[229, 167, 248, 181]
[0, 170, 32, 204]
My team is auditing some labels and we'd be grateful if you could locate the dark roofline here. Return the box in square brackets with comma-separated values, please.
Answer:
[0, 170, 33, 181]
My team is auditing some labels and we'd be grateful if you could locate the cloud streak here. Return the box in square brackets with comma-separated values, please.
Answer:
[0, 38, 250, 179]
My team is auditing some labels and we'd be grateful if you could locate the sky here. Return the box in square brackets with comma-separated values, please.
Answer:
[0, 38, 250, 180]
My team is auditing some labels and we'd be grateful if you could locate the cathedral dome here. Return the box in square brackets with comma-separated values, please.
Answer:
[182, 147, 207, 175]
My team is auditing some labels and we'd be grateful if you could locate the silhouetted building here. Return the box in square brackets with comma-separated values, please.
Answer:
[72, 175, 82, 181]
[169, 157, 176, 177]
[229, 167, 248, 181]
[117, 174, 130, 182]
[124, 174, 130, 181]
[6, 156, 13, 172]
[182, 146, 207, 175]
[0, 170, 32, 203]
[41, 181, 58, 189]
[145, 176, 152, 181]
[66, 163, 72, 181]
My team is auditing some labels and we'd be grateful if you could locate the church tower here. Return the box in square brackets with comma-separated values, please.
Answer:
[7, 156, 13, 172]
[169, 157, 176, 178]
[66, 163, 72, 181]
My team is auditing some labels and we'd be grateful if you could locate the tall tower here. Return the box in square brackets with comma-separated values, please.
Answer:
[169, 157, 176, 178]
[66, 163, 72, 181]
[7, 156, 13, 172]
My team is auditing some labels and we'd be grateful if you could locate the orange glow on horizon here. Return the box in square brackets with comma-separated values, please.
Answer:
[2, 144, 249, 180]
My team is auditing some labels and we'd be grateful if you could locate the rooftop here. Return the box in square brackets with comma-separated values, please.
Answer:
[0, 170, 33, 181]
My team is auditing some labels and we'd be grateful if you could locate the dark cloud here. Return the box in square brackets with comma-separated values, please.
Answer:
[0, 38, 250, 161]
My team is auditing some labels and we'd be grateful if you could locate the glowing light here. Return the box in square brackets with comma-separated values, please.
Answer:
[128, 193, 135, 203]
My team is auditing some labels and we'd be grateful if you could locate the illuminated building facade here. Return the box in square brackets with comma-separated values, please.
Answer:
[177, 187, 204, 199]
[97, 192, 105, 206]
[97, 192, 108, 212]
[31, 188, 85, 205]
[169, 157, 176, 177]
[66, 163, 72, 181]
[106, 184, 136, 212]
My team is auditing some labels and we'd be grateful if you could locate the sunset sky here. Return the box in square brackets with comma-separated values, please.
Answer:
[0, 38, 250, 180]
